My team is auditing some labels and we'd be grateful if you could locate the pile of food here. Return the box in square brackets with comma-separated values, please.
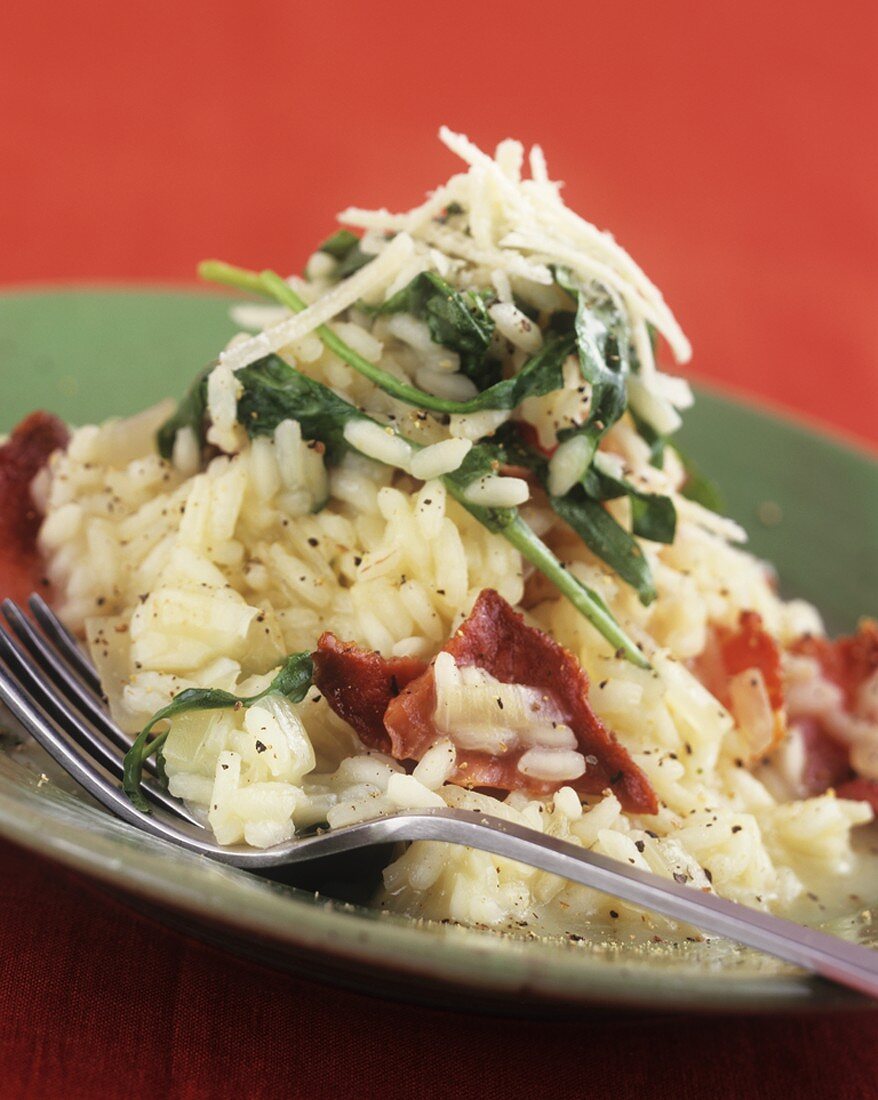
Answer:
[5, 128, 877, 937]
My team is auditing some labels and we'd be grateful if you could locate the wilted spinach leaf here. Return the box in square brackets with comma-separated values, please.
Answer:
[318, 229, 373, 279]
[123, 651, 314, 813]
[373, 271, 500, 388]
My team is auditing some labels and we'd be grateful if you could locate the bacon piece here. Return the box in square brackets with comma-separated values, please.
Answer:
[0, 412, 68, 605]
[790, 622, 878, 710]
[384, 589, 658, 814]
[836, 777, 878, 814]
[794, 718, 853, 797]
[785, 623, 878, 801]
[514, 421, 557, 458]
[312, 633, 427, 751]
[692, 610, 785, 758]
[717, 611, 784, 711]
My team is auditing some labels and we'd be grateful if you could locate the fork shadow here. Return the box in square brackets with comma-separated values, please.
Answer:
[255, 841, 400, 907]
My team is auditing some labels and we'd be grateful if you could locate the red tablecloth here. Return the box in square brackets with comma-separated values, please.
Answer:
[1, 2, 877, 1097]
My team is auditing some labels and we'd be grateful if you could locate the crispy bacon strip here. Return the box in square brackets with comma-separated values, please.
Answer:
[836, 778, 878, 814]
[384, 589, 658, 814]
[717, 611, 784, 710]
[692, 610, 785, 758]
[314, 591, 657, 813]
[794, 717, 853, 797]
[312, 634, 427, 751]
[0, 412, 68, 604]
[790, 622, 878, 710]
[787, 622, 878, 803]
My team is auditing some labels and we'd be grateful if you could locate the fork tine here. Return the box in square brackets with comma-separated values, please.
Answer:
[0, 647, 162, 823]
[28, 592, 103, 693]
[0, 627, 204, 827]
[0, 650, 215, 852]
[3, 600, 159, 778]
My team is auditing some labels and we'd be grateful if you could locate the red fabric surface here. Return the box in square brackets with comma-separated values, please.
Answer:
[0, 844, 876, 1100]
[1, 1, 877, 1097]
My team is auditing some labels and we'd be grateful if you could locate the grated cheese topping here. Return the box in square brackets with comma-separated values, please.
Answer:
[339, 127, 694, 411]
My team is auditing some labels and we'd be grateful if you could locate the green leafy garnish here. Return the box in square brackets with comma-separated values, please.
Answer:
[198, 261, 573, 417]
[369, 271, 500, 389]
[317, 229, 373, 279]
[549, 490, 657, 604]
[156, 367, 210, 461]
[571, 289, 628, 429]
[488, 425, 674, 605]
[318, 228, 360, 260]
[123, 651, 313, 812]
[500, 515, 644, 662]
[556, 269, 629, 433]
[581, 462, 677, 545]
[236, 354, 362, 464]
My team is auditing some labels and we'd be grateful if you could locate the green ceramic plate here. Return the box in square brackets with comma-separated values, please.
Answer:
[1, 289, 876, 1015]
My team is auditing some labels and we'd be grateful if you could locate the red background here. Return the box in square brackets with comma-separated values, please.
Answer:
[2, 0, 877, 448]
[1, 2, 877, 1097]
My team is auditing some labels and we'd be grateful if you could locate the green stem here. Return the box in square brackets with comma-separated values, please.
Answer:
[122, 726, 170, 813]
[502, 516, 651, 669]
[200, 260, 490, 416]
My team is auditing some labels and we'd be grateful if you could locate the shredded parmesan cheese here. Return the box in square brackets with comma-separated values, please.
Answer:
[220, 233, 415, 372]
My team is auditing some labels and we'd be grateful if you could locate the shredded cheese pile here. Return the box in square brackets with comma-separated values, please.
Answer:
[220, 127, 694, 437]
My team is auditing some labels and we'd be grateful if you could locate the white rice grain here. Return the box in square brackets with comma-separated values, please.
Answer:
[410, 438, 472, 481]
[387, 773, 447, 809]
[488, 302, 543, 353]
[343, 420, 412, 471]
[517, 748, 586, 782]
[547, 434, 592, 497]
[413, 738, 457, 789]
[463, 476, 529, 507]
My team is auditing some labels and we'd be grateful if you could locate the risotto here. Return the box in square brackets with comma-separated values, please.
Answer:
[16, 127, 878, 938]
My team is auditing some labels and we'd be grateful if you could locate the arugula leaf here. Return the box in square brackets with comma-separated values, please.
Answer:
[318, 229, 373, 279]
[123, 651, 314, 813]
[494, 424, 673, 602]
[466, 332, 575, 412]
[630, 494, 677, 543]
[550, 489, 657, 605]
[581, 465, 677, 545]
[555, 270, 629, 432]
[156, 367, 210, 461]
[318, 229, 360, 260]
[500, 516, 645, 662]
[573, 292, 628, 429]
[195, 262, 570, 418]
[373, 271, 500, 389]
[235, 354, 361, 463]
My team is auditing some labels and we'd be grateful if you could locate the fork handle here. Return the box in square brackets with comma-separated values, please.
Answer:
[311, 810, 878, 1000]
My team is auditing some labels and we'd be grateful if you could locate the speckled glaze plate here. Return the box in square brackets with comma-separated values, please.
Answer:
[1, 288, 876, 1015]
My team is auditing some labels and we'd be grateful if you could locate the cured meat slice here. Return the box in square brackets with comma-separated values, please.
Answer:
[315, 591, 657, 812]
[312, 633, 427, 751]
[0, 412, 68, 604]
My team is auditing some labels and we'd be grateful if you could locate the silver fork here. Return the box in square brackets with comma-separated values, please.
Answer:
[1, 595, 877, 1000]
